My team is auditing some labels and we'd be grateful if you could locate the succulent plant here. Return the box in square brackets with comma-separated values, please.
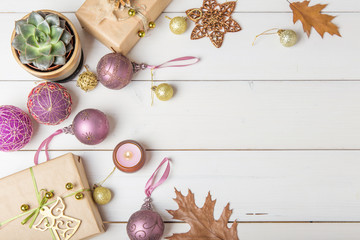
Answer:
[12, 11, 73, 71]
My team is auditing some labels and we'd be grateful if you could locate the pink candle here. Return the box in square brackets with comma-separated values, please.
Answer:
[113, 140, 145, 173]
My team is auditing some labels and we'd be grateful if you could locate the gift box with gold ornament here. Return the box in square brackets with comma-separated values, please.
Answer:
[0, 153, 105, 240]
[76, 0, 172, 54]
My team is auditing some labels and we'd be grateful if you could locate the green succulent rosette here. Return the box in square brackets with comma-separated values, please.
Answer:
[12, 11, 73, 71]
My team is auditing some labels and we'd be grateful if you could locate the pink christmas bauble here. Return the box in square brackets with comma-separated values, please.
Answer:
[72, 109, 109, 145]
[0, 105, 33, 152]
[127, 199, 164, 240]
[27, 82, 72, 125]
[96, 53, 134, 90]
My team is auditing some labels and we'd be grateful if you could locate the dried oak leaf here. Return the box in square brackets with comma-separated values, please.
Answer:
[166, 189, 239, 240]
[289, 0, 341, 38]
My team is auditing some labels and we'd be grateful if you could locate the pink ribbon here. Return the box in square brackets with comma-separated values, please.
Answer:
[145, 158, 171, 198]
[147, 56, 200, 70]
[34, 129, 63, 165]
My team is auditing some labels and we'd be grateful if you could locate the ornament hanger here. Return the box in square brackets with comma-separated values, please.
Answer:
[252, 28, 298, 47]
[144, 157, 171, 198]
[146, 56, 200, 105]
[126, 157, 171, 240]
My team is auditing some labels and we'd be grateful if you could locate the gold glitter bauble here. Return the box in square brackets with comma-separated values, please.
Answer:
[93, 186, 112, 205]
[278, 30, 297, 47]
[77, 69, 98, 92]
[169, 17, 187, 35]
[152, 83, 174, 101]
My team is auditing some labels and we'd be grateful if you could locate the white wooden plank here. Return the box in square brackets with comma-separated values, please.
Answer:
[93, 223, 360, 240]
[2, 13, 359, 81]
[1, 150, 360, 222]
[1, 0, 359, 13]
[1, 81, 360, 150]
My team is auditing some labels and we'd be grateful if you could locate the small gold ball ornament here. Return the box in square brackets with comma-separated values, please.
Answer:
[152, 83, 174, 101]
[21, 204, 30, 212]
[75, 192, 84, 200]
[93, 186, 112, 205]
[278, 29, 297, 47]
[77, 65, 98, 92]
[168, 16, 187, 35]
[128, 9, 136, 17]
[65, 182, 74, 190]
[138, 30, 145, 38]
[45, 191, 54, 199]
[148, 21, 156, 29]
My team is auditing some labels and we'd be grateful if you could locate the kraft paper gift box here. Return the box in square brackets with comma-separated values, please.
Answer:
[76, 0, 172, 54]
[0, 153, 105, 240]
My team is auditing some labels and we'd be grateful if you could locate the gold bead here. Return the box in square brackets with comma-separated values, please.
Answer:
[77, 69, 98, 92]
[45, 192, 54, 199]
[138, 30, 145, 38]
[278, 29, 297, 47]
[128, 9, 136, 17]
[93, 186, 112, 205]
[65, 182, 74, 190]
[21, 204, 30, 212]
[148, 21, 156, 29]
[169, 17, 187, 35]
[152, 83, 174, 101]
[75, 192, 84, 200]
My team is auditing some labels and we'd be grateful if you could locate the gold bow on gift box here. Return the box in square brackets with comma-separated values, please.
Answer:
[95, 0, 151, 36]
[108, 0, 131, 9]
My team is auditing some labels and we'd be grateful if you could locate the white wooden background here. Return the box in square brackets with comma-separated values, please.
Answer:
[1, 0, 360, 239]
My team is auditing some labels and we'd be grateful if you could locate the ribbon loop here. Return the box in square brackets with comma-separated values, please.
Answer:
[34, 129, 63, 165]
[144, 158, 171, 198]
[147, 56, 200, 70]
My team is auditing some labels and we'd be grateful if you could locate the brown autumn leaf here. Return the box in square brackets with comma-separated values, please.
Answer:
[166, 189, 239, 240]
[289, 0, 341, 38]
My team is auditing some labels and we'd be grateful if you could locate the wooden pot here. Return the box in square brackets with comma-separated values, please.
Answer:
[10, 10, 82, 81]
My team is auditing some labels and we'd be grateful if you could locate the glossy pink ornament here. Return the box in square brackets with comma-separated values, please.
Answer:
[72, 109, 109, 145]
[96, 53, 135, 90]
[127, 198, 164, 240]
[34, 108, 110, 164]
[27, 82, 72, 125]
[0, 105, 33, 152]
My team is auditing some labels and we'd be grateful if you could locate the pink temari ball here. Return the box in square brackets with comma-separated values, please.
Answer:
[0, 105, 33, 152]
[27, 82, 72, 125]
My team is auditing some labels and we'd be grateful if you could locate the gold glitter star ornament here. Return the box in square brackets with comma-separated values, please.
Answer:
[186, 0, 241, 48]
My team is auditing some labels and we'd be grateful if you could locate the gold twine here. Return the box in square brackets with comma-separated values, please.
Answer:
[96, 167, 116, 187]
[252, 28, 279, 46]
[150, 68, 155, 106]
